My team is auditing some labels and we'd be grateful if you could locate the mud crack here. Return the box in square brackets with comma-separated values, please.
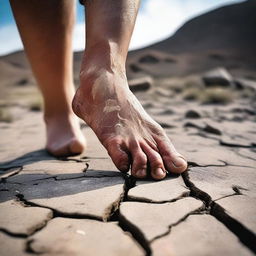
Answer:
[181, 169, 256, 253]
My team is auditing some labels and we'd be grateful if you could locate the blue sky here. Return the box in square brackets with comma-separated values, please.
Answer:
[0, 0, 244, 56]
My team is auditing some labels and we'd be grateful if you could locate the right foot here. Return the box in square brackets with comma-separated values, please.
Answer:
[72, 67, 187, 180]
[45, 112, 86, 157]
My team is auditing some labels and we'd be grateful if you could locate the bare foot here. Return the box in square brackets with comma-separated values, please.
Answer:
[72, 67, 187, 180]
[45, 112, 86, 157]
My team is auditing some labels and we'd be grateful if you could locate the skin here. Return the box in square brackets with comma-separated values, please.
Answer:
[11, 0, 187, 180]
[10, 0, 86, 156]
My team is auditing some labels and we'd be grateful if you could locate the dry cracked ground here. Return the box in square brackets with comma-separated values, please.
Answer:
[0, 69, 256, 256]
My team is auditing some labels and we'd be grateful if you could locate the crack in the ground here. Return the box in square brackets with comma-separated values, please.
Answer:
[12, 184, 128, 255]
[214, 185, 247, 202]
[214, 193, 239, 202]
[57, 157, 90, 164]
[115, 174, 151, 255]
[14, 174, 148, 255]
[5, 166, 255, 255]
[188, 160, 255, 169]
[127, 192, 189, 204]
[25, 239, 41, 255]
[116, 174, 207, 255]
[3, 171, 122, 185]
[0, 228, 28, 238]
[231, 148, 256, 162]
[220, 140, 255, 148]
[181, 169, 256, 254]
[0, 165, 23, 173]
[118, 211, 151, 256]
[149, 209, 206, 243]
[0, 167, 23, 181]
[184, 122, 222, 135]
[192, 131, 255, 148]
[210, 203, 256, 253]
[15, 193, 103, 222]
[188, 161, 227, 167]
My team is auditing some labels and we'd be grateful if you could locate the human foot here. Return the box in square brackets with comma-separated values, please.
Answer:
[45, 112, 86, 157]
[72, 68, 187, 180]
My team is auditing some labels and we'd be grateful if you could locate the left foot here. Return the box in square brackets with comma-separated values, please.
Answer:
[45, 112, 86, 157]
[72, 64, 187, 180]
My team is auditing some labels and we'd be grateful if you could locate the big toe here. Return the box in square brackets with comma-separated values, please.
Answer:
[154, 136, 187, 174]
[169, 154, 187, 173]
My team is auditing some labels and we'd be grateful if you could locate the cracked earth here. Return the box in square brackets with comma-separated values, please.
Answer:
[1, 74, 256, 256]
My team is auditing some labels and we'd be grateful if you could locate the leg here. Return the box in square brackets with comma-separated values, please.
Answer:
[73, 0, 187, 180]
[10, 0, 86, 156]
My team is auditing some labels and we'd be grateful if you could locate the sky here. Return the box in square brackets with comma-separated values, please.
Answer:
[0, 0, 244, 56]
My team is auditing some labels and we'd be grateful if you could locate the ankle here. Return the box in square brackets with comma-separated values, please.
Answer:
[81, 41, 126, 76]
[44, 109, 75, 124]
[79, 62, 127, 93]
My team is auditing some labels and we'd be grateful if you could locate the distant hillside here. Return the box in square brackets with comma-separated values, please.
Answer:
[1, 0, 255, 80]
[127, 0, 256, 78]
[148, 0, 256, 55]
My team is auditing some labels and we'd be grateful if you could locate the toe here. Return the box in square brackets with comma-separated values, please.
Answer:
[129, 144, 147, 179]
[154, 135, 187, 174]
[104, 137, 130, 172]
[141, 142, 166, 180]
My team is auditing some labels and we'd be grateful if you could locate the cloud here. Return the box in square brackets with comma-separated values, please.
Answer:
[72, 23, 85, 52]
[0, 24, 23, 55]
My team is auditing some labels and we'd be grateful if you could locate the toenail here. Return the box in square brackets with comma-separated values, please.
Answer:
[136, 169, 146, 177]
[172, 156, 187, 168]
[154, 168, 165, 177]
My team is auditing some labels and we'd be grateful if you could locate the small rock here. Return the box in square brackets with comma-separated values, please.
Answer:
[129, 63, 142, 73]
[202, 68, 234, 87]
[128, 76, 153, 92]
[159, 109, 175, 115]
[155, 87, 173, 97]
[164, 57, 176, 63]
[234, 78, 256, 91]
[203, 124, 222, 135]
[17, 78, 28, 86]
[185, 110, 201, 119]
[139, 54, 159, 64]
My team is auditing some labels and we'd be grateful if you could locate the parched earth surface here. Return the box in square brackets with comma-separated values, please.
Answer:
[1, 1, 256, 253]
[0, 67, 256, 256]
